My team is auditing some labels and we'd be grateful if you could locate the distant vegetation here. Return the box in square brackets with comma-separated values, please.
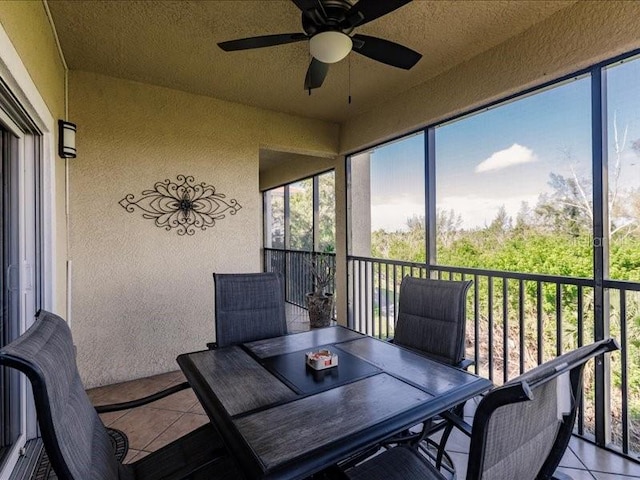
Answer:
[370, 165, 640, 451]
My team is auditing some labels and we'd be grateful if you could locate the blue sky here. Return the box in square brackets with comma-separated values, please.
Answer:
[366, 55, 640, 231]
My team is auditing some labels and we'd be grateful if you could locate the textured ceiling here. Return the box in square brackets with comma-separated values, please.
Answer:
[47, 0, 576, 124]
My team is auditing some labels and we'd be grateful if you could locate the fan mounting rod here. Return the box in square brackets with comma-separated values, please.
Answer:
[301, 0, 357, 36]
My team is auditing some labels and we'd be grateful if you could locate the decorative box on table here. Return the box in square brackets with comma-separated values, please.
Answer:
[305, 349, 338, 370]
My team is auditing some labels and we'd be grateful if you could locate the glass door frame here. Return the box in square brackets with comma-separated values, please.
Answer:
[0, 108, 29, 474]
[0, 20, 57, 477]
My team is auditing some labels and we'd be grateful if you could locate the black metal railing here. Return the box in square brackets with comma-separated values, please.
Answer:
[347, 255, 640, 461]
[264, 248, 336, 309]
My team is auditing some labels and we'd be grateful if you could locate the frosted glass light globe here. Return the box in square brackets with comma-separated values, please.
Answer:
[309, 31, 353, 63]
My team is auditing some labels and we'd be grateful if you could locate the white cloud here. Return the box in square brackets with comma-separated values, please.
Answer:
[475, 143, 537, 173]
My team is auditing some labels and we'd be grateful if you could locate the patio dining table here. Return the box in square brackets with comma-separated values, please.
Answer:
[177, 326, 492, 480]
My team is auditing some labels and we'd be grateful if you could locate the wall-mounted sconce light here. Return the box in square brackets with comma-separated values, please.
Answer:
[58, 120, 77, 158]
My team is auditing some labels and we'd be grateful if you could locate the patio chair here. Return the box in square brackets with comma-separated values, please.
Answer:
[390, 276, 473, 468]
[345, 337, 619, 480]
[211, 272, 287, 348]
[394, 276, 472, 368]
[0, 310, 242, 480]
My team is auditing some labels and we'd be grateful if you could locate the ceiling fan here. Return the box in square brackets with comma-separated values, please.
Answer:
[218, 0, 422, 91]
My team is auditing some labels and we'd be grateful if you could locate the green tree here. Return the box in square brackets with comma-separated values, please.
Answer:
[436, 208, 463, 248]
[318, 171, 336, 252]
[371, 215, 425, 262]
[289, 178, 313, 250]
[284, 173, 336, 252]
[266, 190, 284, 248]
[534, 172, 592, 237]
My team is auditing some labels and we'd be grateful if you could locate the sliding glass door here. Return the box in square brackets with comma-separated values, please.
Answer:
[0, 123, 24, 470]
[0, 109, 41, 475]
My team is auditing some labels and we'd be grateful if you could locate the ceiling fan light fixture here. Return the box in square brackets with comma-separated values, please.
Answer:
[309, 31, 352, 63]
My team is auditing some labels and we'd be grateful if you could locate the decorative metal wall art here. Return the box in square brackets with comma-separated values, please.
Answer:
[119, 175, 242, 236]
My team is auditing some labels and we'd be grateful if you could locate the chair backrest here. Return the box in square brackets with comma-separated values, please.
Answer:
[394, 276, 472, 365]
[213, 272, 287, 348]
[466, 338, 619, 480]
[0, 310, 131, 480]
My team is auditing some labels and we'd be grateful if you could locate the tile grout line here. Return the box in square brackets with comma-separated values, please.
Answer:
[140, 411, 186, 452]
[559, 466, 597, 479]
[568, 444, 593, 472]
[568, 443, 640, 479]
[587, 470, 640, 479]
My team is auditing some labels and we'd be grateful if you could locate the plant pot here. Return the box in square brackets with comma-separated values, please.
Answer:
[306, 293, 334, 328]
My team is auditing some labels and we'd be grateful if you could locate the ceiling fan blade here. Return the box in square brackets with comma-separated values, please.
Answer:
[343, 0, 412, 28]
[352, 34, 421, 70]
[218, 33, 307, 51]
[304, 58, 329, 90]
[291, 0, 318, 12]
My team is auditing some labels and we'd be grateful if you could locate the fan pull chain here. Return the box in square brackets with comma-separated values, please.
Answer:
[309, 52, 312, 96]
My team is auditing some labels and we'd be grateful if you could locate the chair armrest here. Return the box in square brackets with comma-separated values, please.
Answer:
[94, 381, 190, 413]
[457, 358, 474, 371]
[440, 410, 472, 437]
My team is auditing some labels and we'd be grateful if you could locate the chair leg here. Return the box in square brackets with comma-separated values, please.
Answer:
[417, 439, 456, 478]
[411, 418, 433, 446]
[435, 422, 455, 469]
[432, 402, 465, 470]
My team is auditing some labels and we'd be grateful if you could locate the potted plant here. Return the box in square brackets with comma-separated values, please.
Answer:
[305, 253, 335, 328]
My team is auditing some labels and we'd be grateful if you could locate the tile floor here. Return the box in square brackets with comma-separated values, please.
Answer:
[86, 304, 640, 478]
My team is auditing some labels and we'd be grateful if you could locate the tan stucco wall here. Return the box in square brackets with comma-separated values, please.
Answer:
[340, 0, 640, 153]
[69, 71, 339, 387]
[0, 1, 64, 117]
[0, 1, 67, 314]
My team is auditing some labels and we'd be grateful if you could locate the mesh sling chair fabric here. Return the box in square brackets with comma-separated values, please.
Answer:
[34, 428, 128, 480]
[394, 276, 472, 367]
[0, 310, 241, 480]
[213, 272, 287, 348]
[346, 338, 619, 480]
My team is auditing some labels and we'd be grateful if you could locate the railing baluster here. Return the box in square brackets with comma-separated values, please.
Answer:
[347, 259, 352, 328]
[519, 279, 525, 375]
[385, 262, 390, 338]
[365, 260, 371, 336]
[577, 285, 584, 436]
[503, 278, 509, 384]
[488, 277, 494, 381]
[537, 281, 543, 365]
[621, 289, 629, 454]
[556, 283, 563, 356]
[377, 261, 382, 338]
[361, 260, 366, 334]
[393, 264, 398, 332]
[358, 260, 363, 333]
[474, 275, 480, 376]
